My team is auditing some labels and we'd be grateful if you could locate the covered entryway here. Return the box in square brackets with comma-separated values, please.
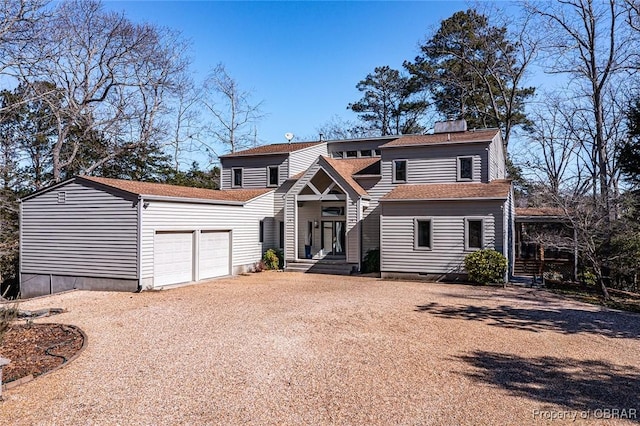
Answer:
[198, 231, 231, 279]
[154, 231, 194, 286]
[284, 156, 374, 272]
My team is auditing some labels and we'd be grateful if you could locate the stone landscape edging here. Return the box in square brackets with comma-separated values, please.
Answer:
[2, 323, 88, 392]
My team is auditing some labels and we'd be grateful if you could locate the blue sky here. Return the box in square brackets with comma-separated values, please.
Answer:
[103, 1, 469, 153]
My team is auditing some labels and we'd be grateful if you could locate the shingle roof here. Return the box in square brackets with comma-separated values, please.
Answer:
[381, 180, 511, 201]
[516, 207, 566, 217]
[80, 176, 271, 203]
[379, 129, 499, 148]
[320, 157, 380, 197]
[219, 141, 323, 158]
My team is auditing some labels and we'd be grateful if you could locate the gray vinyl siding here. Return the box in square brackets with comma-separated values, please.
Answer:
[382, 144, 486, 183]
[220, 155, 288, 189]
[356, 176, 383, 257]
[288, 143, 328, 177]
[488, 133, 506, 181]
[356, 157, 405, 257]
[505, 187, 515, 276]
[346, 197, 359, 263]
[274, 178, 295, 217]
[140, 192, 274, 284]
[21, 182, 139, 279]
[357, 141, 493, 259]
[380, 201, 504, 274]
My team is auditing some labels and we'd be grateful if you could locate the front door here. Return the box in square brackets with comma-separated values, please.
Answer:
[321, 220, 345, 255]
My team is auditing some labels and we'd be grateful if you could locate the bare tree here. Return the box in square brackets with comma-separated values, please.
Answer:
[524, 95, 581, 196]
[529, 0, 636, 211]
[16, 0, 188, 183]
[314, 115, 379, 141]
[201, 63, 264, 154]
[166, 77, 203, 171]
[0, 0, 47, 76]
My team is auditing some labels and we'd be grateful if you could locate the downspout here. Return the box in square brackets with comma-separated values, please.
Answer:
[503, 202, 509, 284]
[510, 191, 516, 281]
[18, 200, 23, 298]
[356, 198, 362, 273]
[293, 193, 298, 261]
[136, 196, 144, 292]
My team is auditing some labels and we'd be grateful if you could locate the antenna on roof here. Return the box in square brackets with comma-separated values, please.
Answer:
[285, 132, 294, 144]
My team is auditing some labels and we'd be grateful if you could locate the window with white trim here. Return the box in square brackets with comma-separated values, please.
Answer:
[466, 218, 483, 250]
[268, 165, 279, 186]
[457, 157, 473, 181]
[393, 159, 407, 183]
[57, 191, 66, 204]
[232, 168, 243, 187]
[259, 220, 265, 243]
[414, 218, 432, 250]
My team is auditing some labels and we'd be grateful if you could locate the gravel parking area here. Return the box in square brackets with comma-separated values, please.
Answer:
[1, 273, 639, 425]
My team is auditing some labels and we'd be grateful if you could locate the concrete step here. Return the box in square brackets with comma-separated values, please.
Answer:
[285, 261, 355, 275]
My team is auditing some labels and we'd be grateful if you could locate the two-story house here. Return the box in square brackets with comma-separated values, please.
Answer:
[219, 119, 514, 281]
[18, 119, 514, 297]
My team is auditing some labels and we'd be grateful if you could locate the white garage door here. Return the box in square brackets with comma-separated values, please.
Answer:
[154, 232, 193, 286]
[198, 231, 230, 279]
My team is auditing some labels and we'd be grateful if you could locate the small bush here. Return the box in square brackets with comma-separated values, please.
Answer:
[579, 270, 597, 286]
[464, 249, 507, 285]
[262, 249, 280, 270]
[362, 249, 380, 273]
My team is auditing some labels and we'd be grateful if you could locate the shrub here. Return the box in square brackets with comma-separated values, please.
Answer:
[579, 270, 597, 286]
[262, 249, 280, 270]
[362, 249, 380, 273]
[464, 249, 507, 285]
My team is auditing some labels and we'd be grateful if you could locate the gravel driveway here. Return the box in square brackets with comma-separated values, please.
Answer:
[1, 273, 639, 425]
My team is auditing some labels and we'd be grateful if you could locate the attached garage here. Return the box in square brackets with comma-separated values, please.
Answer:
[20, 176, 274, 298]
[151, 230, 232, 287]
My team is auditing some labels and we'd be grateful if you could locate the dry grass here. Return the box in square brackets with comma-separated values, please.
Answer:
[0, 273, 638, 425]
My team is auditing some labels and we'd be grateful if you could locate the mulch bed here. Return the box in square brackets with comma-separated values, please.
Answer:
[0, 323, 85, 384]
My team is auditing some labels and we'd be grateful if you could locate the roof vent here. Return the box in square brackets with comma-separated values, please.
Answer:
[434, 119, 467, 134]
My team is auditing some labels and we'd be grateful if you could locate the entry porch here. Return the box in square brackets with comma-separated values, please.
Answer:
[283, 157, 371, 272]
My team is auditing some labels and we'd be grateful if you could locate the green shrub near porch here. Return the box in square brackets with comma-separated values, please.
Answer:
[464, 249, 507, 285]
[262, 249, 282, 270]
